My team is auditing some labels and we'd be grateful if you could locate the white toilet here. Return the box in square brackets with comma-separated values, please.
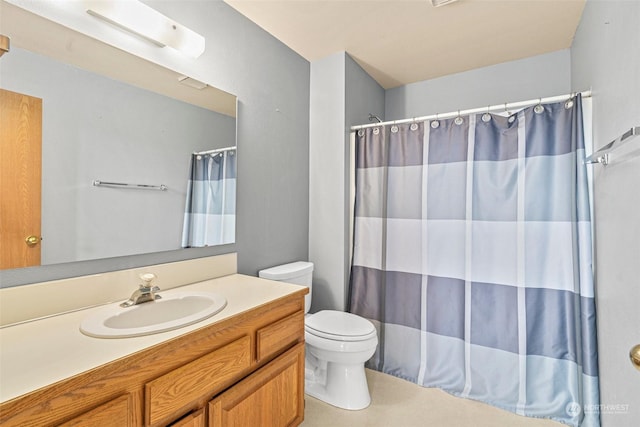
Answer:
[259, 261, 378, 410]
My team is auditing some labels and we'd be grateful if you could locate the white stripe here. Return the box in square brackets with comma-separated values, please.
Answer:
[516, 111, 528, 415]
[418, 121, 431, 386]
[220, 153, 228, 241]
[348, 132, 357, 271]
[462, 115, 476, 397]
[204, 159, 213, 239]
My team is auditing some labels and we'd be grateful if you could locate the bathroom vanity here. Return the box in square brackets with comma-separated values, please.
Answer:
[0, 262, 307, 427]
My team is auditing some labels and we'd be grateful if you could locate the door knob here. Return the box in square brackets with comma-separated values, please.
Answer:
[25, 235, 41, 247]
[631, 344, 640, 371]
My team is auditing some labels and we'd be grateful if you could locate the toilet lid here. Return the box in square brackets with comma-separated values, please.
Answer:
[305, 310, 376, 342]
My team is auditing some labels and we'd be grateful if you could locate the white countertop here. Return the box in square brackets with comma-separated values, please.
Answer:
[0, 274, 305, 403]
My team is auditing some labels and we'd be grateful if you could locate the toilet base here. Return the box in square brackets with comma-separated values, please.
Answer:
[305, 355, 372, 410]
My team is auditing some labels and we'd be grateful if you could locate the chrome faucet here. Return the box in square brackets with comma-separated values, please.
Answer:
[120, 273, 162, 307]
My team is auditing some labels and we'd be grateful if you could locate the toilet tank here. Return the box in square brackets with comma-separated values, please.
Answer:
[258, 261, 313, 313]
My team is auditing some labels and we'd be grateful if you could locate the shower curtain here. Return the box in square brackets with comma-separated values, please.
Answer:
[182, 149, 236, 247]
[349, 96, 599, 427]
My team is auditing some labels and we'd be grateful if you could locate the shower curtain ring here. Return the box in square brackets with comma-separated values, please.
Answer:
[482, 106, 491, 123]
[454, 110, 464, 126]
[534, 98, 544, 114]
[504, 102, 513, 116]
[431, 113, 440, 129]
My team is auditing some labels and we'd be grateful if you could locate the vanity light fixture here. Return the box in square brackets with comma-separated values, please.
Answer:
[431, 0, 459, 7]
[86, 0, 205, 58]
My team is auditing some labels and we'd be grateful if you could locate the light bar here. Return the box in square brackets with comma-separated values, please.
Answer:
[86, 0, 205, 58]
[431, 0, 459, 7]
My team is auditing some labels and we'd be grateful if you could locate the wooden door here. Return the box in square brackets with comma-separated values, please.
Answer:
[0, 88, 42, 269]
[209, 343, 305, 427]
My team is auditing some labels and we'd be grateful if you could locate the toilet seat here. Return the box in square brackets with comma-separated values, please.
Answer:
[305, 310, 376, 342]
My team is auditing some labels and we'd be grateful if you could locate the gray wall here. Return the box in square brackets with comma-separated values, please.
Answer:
[164, 1, 312, 277]
[385, 49, 571, 120]
[571, 1, 640, 425]
[170, 1, 310, 275]
[1, 0, 310, 285]
[1, 47, 235, 265]
[309, 52, 384, 312]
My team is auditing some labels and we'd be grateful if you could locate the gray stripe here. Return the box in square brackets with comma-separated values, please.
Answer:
[526, 288, 580, 365]
[474, 113, 519, 161]
[580, 295, 599, 377]
[388, 123, 424, 167]
[524, 95, 583, 158]
[356, 126, 388, 168]
[470, 282, 520, 354]
[427, 118, 469, 164]
[426, 275, 465, 340]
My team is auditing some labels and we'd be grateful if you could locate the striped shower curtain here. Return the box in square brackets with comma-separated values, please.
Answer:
[349, 96, 599, 426]
[182, 149, 236, 247]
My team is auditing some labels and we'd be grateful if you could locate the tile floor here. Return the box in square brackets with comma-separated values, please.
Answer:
[300, 369, 563, 427]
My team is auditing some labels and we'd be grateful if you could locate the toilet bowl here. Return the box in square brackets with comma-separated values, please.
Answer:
[304, 310, 378, 410]
[258, 262, 378, 410]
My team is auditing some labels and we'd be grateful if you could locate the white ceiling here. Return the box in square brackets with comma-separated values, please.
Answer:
[224, 0, 586, 89]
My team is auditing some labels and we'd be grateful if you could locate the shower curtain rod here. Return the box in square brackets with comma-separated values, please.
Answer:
[194, 146, 237, 155]
[350, 90, 592, 131]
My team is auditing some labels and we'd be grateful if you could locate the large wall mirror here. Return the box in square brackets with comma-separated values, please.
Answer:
[0, 2, 237, 284]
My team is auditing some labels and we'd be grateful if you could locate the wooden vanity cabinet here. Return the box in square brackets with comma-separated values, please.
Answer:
[209, 342, 305, 427]
[58, 393, 138, 427]
[169, 409, 205, 427]
[0, 291, 306, 427]
[145, 335, 252, 426]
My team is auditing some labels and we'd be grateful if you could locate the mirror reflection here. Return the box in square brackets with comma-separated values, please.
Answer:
[0, 10, 237, 271]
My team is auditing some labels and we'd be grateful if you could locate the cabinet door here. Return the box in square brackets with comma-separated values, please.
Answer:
[146, 336, 251, 426]
[58, 393, 136, 426]
[169, 409, 206, 427]
[209, 342, 304, 427]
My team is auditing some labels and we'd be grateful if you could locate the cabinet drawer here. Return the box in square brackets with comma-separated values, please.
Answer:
[256, 311, 304, 362]
[59, 393, 134, 427]
[146, 335, 251, 426]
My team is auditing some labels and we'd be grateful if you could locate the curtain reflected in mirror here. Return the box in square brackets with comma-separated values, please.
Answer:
[182, 148, 237, 247]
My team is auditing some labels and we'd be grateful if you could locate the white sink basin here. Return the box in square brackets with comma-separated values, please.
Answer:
[80, 291, 227, 338]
